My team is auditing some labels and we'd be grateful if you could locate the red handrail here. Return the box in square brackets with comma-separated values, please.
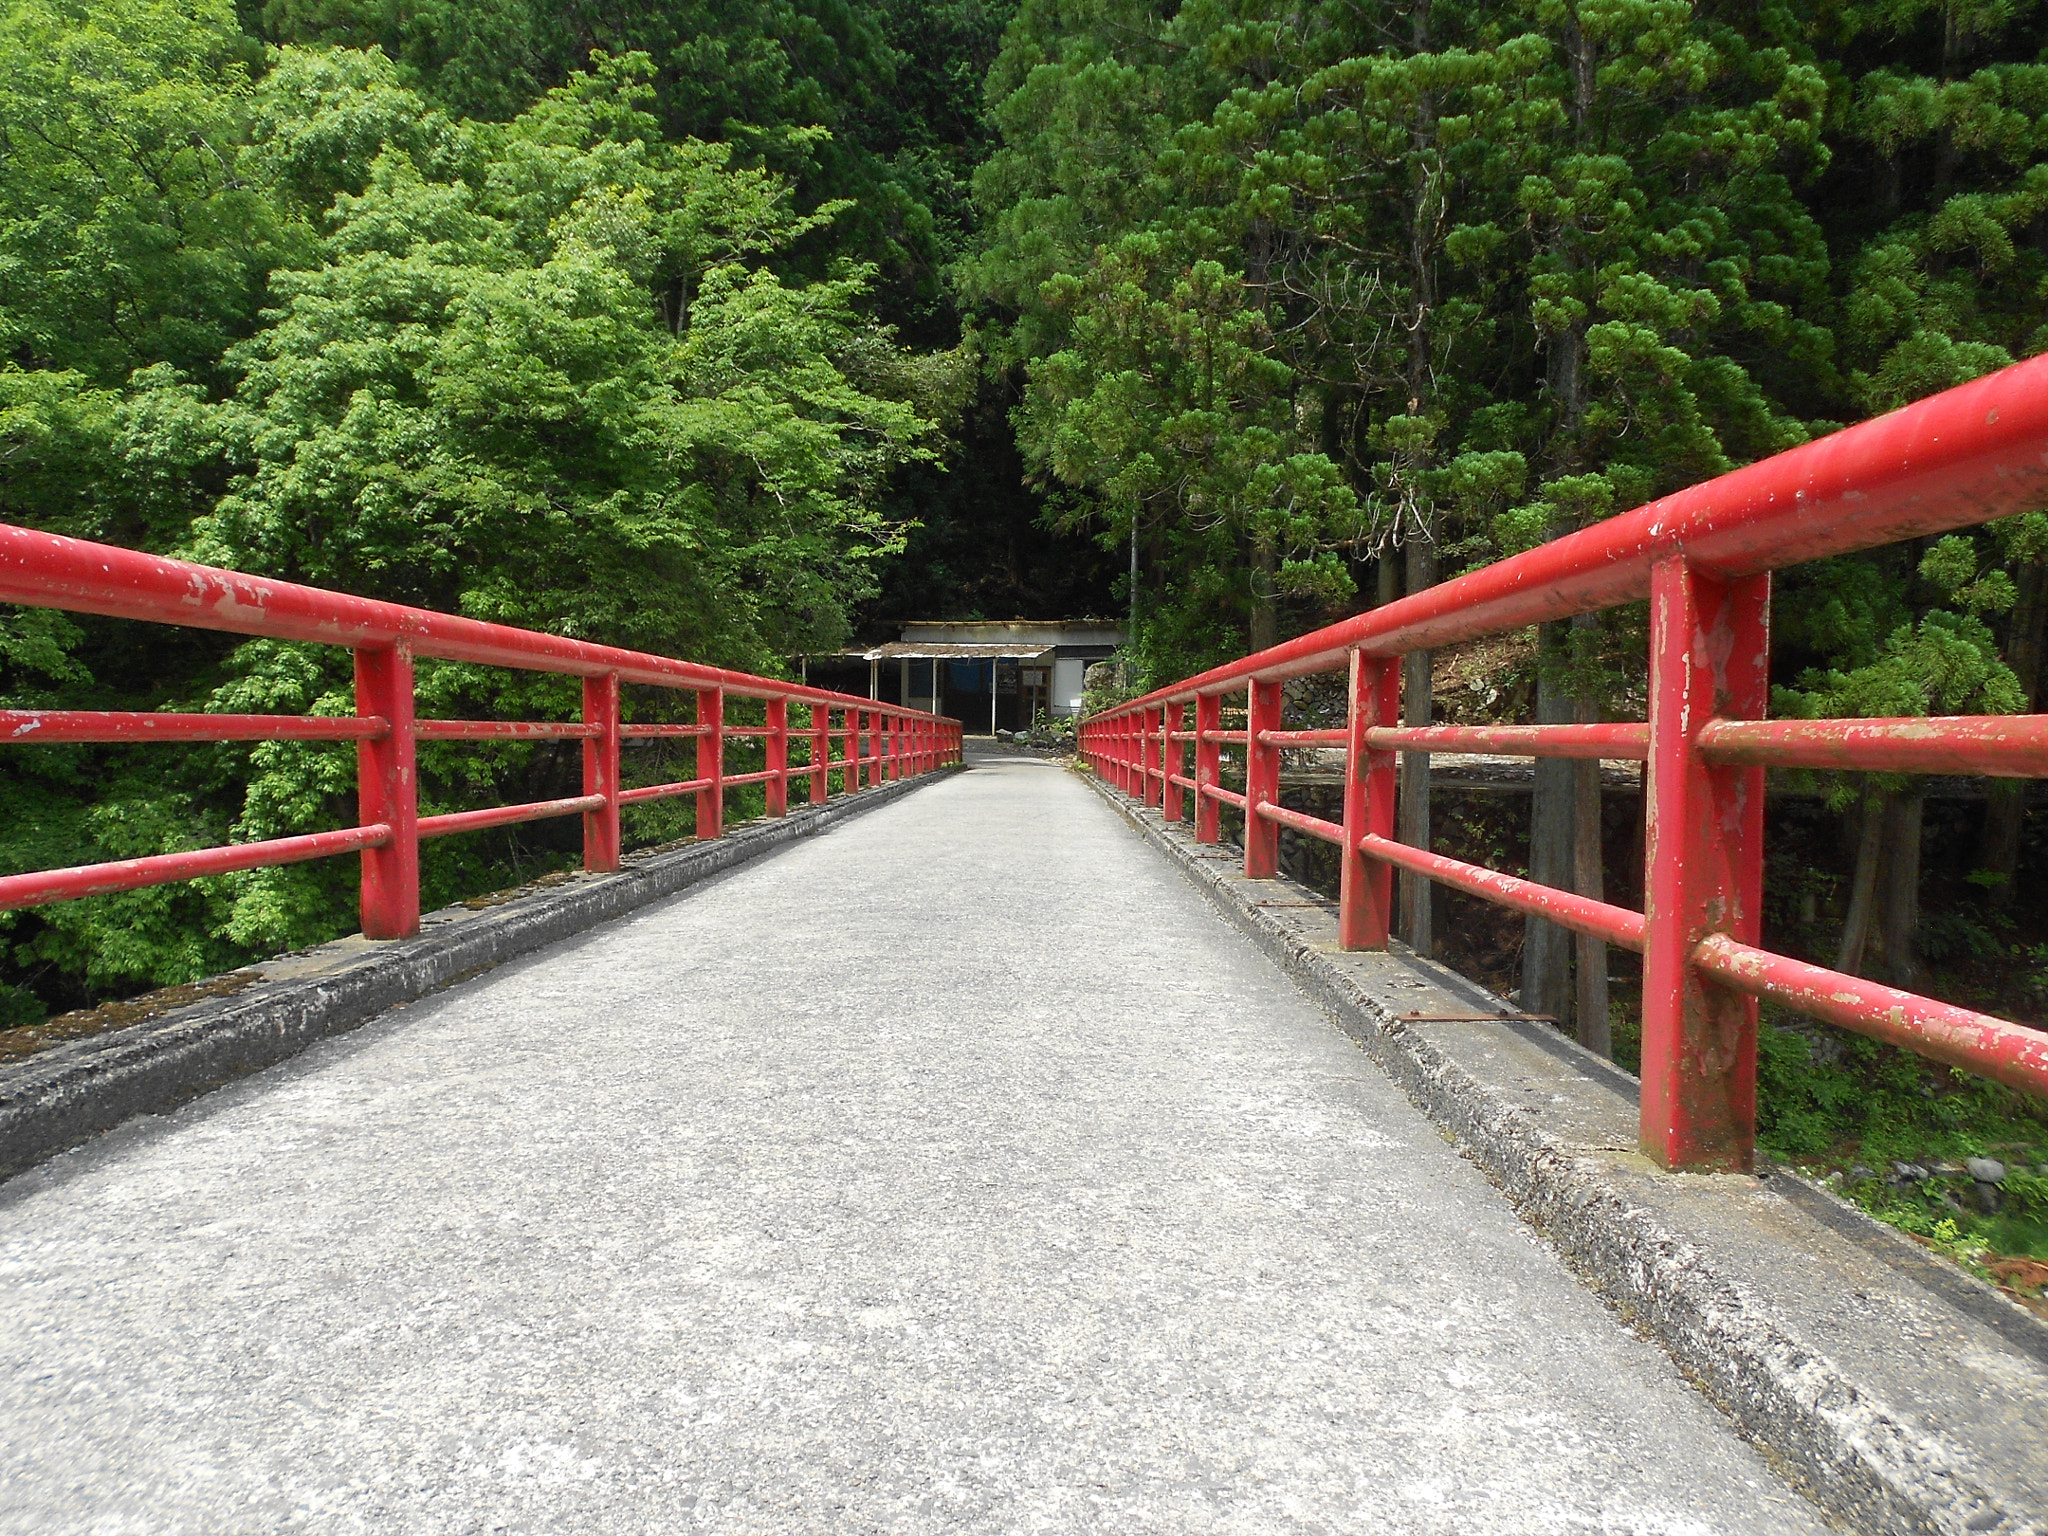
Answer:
[0, 531, 962, 936]
[1083, 350, 2048, 1172]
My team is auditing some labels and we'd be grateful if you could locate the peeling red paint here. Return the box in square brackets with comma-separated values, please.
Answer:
[1698, 715, 2048, 777]
[1695, 935, 2048, 1099]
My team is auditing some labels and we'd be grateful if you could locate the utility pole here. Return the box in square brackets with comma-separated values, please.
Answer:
[1129, 520, 1139, 670]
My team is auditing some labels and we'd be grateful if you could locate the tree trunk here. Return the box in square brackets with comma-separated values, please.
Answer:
[1572, 616, 1608, 1056]
[1249, 536, 1277, 653]
[1980, 785, 2029, 907]
[1625, 781, 1648, 908]
[1978, 558, 2046, 905]
[1529, 93, 1589, 1031]
[1129, 520, 1140, 651]
[1399, 536, 1437, 953]
[1877, 786, 1926, 989]
[1836, 791, 1885, 976]
[1524, 627, 1576, 1025]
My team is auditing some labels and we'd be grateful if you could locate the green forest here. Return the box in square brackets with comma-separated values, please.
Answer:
[6, 0, 2048, 1288]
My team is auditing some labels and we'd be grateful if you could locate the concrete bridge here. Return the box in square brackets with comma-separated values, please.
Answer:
[2, 750, 2042, 1535]
[12, 356, 2048, 1533]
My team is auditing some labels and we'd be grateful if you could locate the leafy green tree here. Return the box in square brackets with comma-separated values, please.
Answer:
[1777, 536, 2024, 983]
[1, 45, 960, 1016]
[0, 0, 281, 387]
[244, 0, 1016, 331]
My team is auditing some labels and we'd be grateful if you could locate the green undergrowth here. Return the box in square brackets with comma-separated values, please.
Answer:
[1754, 1007, 2048, 1306]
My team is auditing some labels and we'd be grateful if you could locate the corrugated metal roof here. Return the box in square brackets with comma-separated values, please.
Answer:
[860, 642, 1055, 661]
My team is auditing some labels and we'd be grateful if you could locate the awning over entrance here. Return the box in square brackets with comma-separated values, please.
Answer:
[852, 642, 1055, 662]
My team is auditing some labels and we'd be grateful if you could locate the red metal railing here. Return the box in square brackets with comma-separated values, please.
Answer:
[0, 527, 961, 937]
[1083, 353, 2048, 1172]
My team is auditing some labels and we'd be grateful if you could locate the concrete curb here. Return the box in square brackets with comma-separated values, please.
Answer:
[1083, 769, 2043, 1536]
[0, 770, 957, 1182]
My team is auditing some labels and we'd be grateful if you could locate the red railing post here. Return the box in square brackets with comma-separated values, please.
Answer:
[1340, 651, 1400, 950]
[1642, 556, 1770, 1171]
[1195, 693, 1221, 843]
[1245, 679, 1283, 878]
[1162, 702, 1185, 821]
[696, 686, 725, 839]
[582, 671, 621, 871]
[1156, 707, 1170, 804]
[1142, 705, 1162, 807]
[844, 706, 860, 793]
[811, 705, 829, 802]
[354, 643, 419, 938]
[766, 696, 788, 816]
[890, 711, 903, 780]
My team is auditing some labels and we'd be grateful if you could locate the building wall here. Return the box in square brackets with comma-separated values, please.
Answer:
[1053, 656, 1087, 717]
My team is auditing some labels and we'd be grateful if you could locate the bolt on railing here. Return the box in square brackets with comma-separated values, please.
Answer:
[0, 527, 962, 940]
[1083, 353, 2048, 1172]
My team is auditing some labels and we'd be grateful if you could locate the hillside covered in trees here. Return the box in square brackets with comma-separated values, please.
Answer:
[6, 0, 2048, 1272]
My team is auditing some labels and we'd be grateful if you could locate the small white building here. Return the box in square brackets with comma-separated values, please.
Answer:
[807, 620, 1124, 732]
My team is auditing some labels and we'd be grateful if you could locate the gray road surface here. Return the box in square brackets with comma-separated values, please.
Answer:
[0, 755, 1827, 1535]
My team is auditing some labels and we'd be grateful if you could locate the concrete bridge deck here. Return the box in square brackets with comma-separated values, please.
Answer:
[2, 754, 1835, 1533]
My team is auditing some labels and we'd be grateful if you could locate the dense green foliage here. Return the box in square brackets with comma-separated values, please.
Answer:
[0, 0, 1020, 1021]
[965, 0, 2048, 687]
